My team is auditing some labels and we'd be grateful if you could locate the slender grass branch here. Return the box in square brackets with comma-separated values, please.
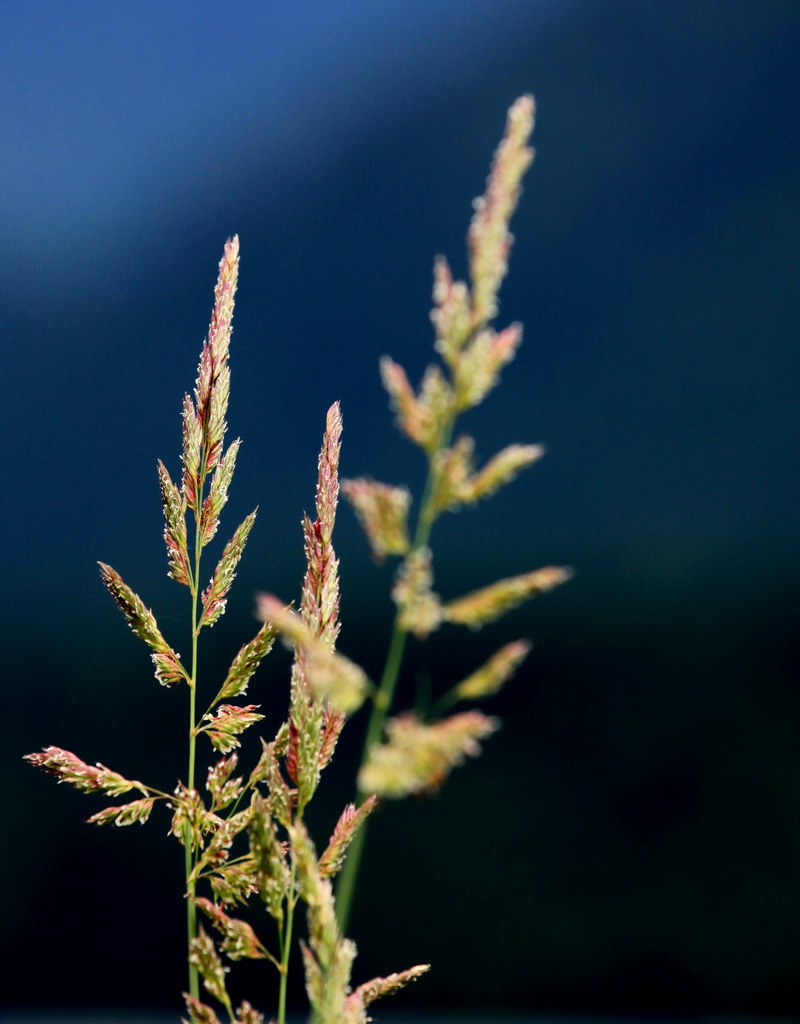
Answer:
[277, 829, 300, 1024]
[185, 477, 205, 1002]
[335, 419, 454, 930]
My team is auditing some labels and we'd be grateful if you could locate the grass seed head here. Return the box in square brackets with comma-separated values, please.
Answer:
[182, 993, 223, 1024]
[392, 548, 443, 639]
[318, 795, 379, 879]
[359, 711, 499, 799]
[200, 704, 266, 753]
[453, 322, 522, 411]
[195, 236, 240, 472]
[23, 746, 146, 796]
[431, 255, 472, 364]
[348, 963, 431, 1012]
[200, 507, 258, 628]
[194, 897, 267, 962]
[189, 925, 232, 1012]
[200, 438, 241, 545]
[217, 622, 276, 702]
[341, 478, 411, 561]
[443, 565, 573, 629]
[157, 459, 191, 585]
[454, 638, 533, 701]
[87, 797, 155, 827]
[248, 794, 291, 923]
[468, 95, 535, 327]
[234, 1002, 266, 1024]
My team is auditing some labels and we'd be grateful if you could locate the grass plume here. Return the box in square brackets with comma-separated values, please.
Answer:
[25, 96, 567, 1022]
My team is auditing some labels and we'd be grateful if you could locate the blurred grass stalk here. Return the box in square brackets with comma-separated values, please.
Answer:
[335, 94, 571, 930]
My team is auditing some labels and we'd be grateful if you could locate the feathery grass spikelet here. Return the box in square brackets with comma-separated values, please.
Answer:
[430, 436, 474, 512]
[443, 565, 573, 628]
[257, 599, 368, 713]
[182, 394, 203, 511]
[169, 784, 223, 851]
[206, 754, 243, 812]
[318, 706, 346, 772]
[379, 358, 424, 446]
[158, 459, 191, 585]
[468, 95, 535, 327]
[415, 364, 454, 454]
[248, 794, 291, 923]
[259, 405, 345, 809]
[96, 563, 171, 651]
[249, 739, 293, 827]
[379, 358, 453, 454]
[300, 403, 342, 651]
[234, 1002, 266, 1024]
[194, 898, 270, 962]
[23, 747, 147, 796]
[199, 704, 265, 753]
[286, 684, 322, 807]
[256, 599, 353, 799]
[98, 562, 188, 686]
[454, 639, 532, 701]
[183, 994, 222, 1024]
[463, 442, 545, 501]
[315, 401, 342, 548]
[205, 365, 232, 475]
[452, 322, 522, 410]
[307, 654, 370, 715]
[191, 804, 254, 882]
[200, 508, 258, 628]
[151, 648, 189, 688]
[216, 623, 276, 702]
[431, 255, 472, 364]
[359, 711, 498, 798]
[392, 548, 443, 639]
[189, 926, 233, 1015]
[340, 478, 411, 560]
[195, 236, 239, 475]
[347, 964, 431, 1012]
[208, 861, 260, 907]
[184, 236, 239, 521]
[318, 795, 379, 879]
[200, 439, 241, 545]
[301, 509, 340, 648]
[256, 596, 306, 645]
[87, 797, 156, 826]
[295, 400, 343, 794]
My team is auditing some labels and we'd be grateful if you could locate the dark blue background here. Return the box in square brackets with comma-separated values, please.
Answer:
[3, 0, 800, 1016]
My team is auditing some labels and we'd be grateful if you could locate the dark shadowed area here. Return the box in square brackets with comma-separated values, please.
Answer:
[3, 0, 800, 1018]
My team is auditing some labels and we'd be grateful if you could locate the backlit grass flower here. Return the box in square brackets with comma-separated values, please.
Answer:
[359, 712, 499, 799]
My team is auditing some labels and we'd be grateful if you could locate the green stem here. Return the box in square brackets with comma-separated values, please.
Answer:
[277, 823, 301, 1024]
[335, 418, 455, 931]
[185, 479, 205, 1003]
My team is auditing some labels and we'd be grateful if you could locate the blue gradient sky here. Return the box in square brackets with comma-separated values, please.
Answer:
[4, 0, 579, 289]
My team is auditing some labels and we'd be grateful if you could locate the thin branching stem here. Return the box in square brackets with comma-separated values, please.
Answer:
[335, 417, 455, 930]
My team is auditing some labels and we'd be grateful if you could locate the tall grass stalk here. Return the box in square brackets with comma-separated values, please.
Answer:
[335, 95, 572, 931]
